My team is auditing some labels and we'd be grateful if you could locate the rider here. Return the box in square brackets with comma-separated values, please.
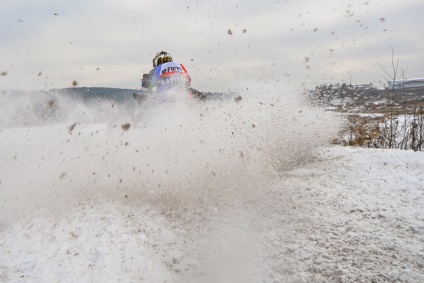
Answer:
[141, 51, 191, 94]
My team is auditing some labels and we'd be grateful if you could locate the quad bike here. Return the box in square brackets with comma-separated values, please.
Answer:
[133, 72, 206, 103]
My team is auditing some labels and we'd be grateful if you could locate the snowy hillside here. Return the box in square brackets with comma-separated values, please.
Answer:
[0, 88, 423, 282]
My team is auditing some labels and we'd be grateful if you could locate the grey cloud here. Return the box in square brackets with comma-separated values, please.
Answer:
[0, 0, 422, 91]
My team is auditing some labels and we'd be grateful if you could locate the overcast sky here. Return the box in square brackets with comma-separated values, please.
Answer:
[0, 0, 423, 91]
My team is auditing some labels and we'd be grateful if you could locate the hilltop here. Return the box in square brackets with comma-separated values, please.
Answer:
[309, 84, 424, 113]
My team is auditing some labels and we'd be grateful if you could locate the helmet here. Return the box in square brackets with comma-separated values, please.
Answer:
[153, 51, 173, 68]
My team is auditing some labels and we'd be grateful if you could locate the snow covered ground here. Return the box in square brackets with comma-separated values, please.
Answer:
[0, 89, 423, 282]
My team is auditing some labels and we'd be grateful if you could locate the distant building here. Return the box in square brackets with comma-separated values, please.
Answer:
[348, 82, 375, 91]
[388, 78, 424, 90]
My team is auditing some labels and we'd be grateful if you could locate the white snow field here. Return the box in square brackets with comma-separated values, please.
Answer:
[0, 88, 423, 282]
